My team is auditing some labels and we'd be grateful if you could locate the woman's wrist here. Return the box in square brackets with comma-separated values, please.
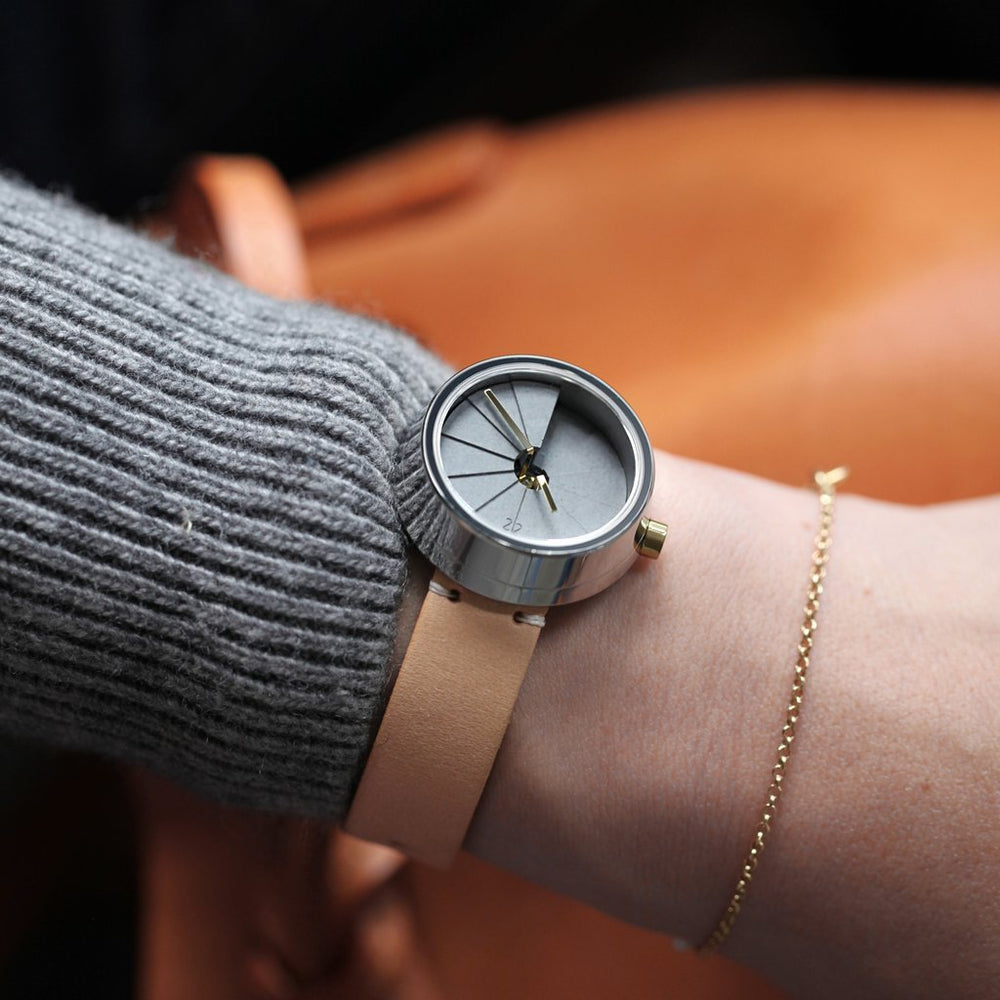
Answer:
[463, 450, 999, 998]
[465, 452, 819, 935]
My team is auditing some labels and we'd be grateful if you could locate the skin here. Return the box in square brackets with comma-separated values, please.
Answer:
[395, 450, 1000, 999]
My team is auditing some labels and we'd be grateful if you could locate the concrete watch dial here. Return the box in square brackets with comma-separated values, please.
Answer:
[396, 356, 658, 607]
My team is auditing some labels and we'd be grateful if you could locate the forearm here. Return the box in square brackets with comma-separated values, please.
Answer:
[466, 451, 1000, 999]
[0, 177, 449, 818]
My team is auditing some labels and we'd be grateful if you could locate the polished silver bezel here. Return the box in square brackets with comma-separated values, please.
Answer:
[396, 355, 655, 606]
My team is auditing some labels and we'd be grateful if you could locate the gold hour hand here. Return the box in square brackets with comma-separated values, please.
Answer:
[535, 472, 558, 512]
[484, 388, 532, 453]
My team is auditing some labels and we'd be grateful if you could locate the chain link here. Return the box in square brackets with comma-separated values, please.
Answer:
[697, 467, 848, 955]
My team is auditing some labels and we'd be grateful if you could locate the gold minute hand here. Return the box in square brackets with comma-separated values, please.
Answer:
[483, 388, 532, 453]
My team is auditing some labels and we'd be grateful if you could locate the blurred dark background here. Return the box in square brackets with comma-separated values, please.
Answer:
[0, 1, 997, 996]
[1, 0, 998, 216]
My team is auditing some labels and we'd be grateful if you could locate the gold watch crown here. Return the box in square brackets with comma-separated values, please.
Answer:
[634, 517, 668, 559]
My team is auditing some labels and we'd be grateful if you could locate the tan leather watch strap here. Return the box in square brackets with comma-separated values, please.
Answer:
[344, 571, 544, 868]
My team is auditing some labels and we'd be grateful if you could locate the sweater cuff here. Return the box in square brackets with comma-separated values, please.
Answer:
[0, 177, 450, 819]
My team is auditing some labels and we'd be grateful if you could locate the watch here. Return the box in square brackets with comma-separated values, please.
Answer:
[344, 355, 666, 866]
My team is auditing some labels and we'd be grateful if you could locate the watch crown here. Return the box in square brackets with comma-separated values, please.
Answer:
[634, 517, 668, 559]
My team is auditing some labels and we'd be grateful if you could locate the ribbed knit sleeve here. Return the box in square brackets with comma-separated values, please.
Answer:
[0, 177, 450, 819]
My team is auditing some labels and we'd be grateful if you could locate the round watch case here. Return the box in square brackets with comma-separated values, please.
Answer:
[395, 356, 656, 607]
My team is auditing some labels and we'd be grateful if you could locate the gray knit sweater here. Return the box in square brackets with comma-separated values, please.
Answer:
[0, 178, 449, 819]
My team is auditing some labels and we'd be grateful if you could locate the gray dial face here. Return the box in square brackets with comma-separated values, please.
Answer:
[438, 377, 629, 545]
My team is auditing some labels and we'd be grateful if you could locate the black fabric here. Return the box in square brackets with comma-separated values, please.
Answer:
[1, 0, 997, 214]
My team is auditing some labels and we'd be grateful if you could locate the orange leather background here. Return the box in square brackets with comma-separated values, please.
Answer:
[142, 86, 1000, 1000]
[301, 87, 1000, 505]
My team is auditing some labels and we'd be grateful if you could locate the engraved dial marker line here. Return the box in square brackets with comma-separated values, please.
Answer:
[441, 433, 514, 462]
[510, 380, 529, 445]
[512, 486, 528, 526]
[475, 479, 520, 513]
[449, 469, 514, 479]
[467, 397, 521, 450]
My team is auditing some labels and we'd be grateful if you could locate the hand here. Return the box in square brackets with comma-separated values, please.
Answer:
[463, 450, 1000, 1000]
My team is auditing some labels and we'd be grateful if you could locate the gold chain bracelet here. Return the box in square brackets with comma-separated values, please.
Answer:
[697, 466, 849, 955]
